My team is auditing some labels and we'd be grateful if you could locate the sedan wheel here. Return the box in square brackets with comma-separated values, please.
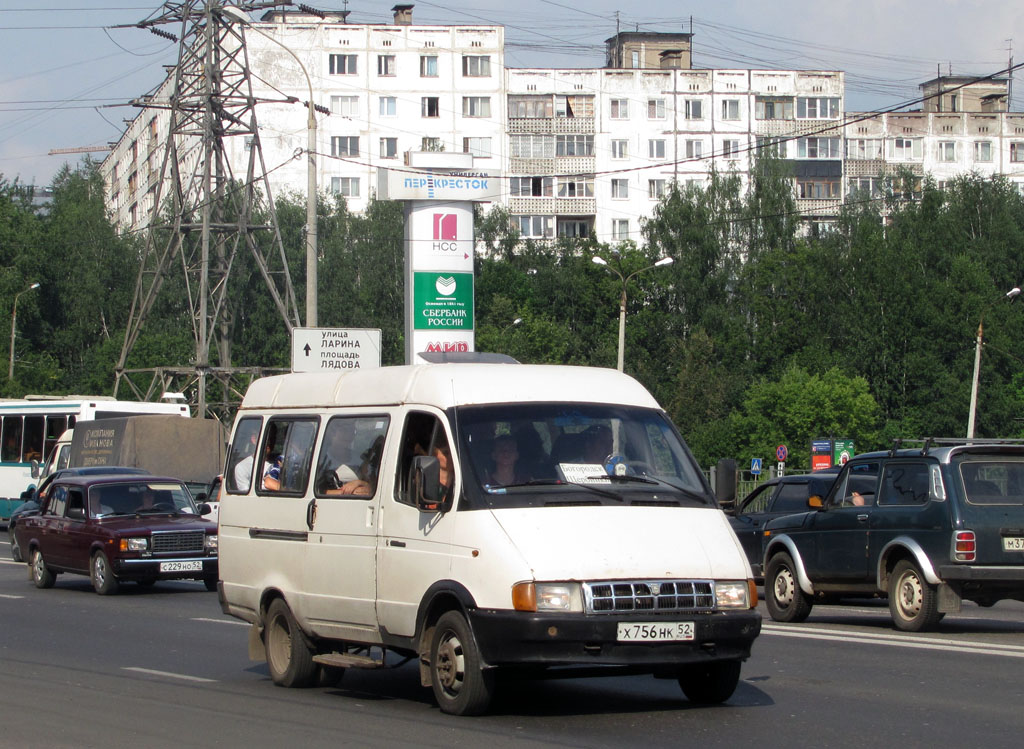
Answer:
[90, 552, 120, 595]
[31, 549, 55, 589]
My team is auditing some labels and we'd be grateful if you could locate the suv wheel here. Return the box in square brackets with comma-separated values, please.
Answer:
[888, 560, 942, 632]
[765, 551, 813, 622]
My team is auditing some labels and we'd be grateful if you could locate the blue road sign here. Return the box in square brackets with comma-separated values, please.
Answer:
[750, 458, 763, 475]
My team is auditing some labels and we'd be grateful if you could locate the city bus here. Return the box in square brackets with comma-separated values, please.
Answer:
[0, 396, 190, 521]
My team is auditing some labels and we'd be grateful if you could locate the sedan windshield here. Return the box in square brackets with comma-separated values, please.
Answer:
[454, 403, 712, 509]
[91, 481, 199, 517]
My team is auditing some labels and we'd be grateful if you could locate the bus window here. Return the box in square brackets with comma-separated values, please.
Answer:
[2, 416, 22, 462]
[23, 416, 44, 463]
[44, 415, 68, 460]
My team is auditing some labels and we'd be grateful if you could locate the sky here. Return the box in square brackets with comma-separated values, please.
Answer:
[1, 0, 1022, 188]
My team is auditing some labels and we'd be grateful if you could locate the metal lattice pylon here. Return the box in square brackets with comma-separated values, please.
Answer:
[114, 1, 299, 422]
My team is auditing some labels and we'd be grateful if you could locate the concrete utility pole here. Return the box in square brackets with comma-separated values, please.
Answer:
[113, 0, 303, 421]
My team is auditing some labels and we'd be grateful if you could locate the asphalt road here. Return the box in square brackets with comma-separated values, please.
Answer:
[3, 531, 1024, 748]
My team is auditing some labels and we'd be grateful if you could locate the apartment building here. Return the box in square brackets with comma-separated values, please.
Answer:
[101, 6, 1024, 243]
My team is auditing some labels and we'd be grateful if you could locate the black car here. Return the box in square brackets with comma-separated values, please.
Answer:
[8, 467, 149, 562]
[762, 439, 1024, 631]
[727, 470, 839, 578]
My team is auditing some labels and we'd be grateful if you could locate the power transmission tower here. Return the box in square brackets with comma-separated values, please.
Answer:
[113, 0, 301, 422]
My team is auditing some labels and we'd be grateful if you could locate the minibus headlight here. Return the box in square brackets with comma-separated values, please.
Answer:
[715, 581, 750, 609]
[512, 582, 583, 612]
[205, 534, 218, 551]
[120, 537, 148, 552]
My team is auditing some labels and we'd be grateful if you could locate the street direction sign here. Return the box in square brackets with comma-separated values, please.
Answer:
[290, 327, 381, 373]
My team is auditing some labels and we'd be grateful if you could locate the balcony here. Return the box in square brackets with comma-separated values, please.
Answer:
[508, 116, 594, 134]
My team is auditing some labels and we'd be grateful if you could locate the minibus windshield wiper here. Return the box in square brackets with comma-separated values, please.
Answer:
[490, 477, 624, 501]
[605, 474, 714, 504]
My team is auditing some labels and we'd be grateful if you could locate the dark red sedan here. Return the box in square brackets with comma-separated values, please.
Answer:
[13, 474, 218, 594]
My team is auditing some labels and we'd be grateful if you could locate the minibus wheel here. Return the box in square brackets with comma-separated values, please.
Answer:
[429, 611, 494, 716]
[264, 598, 316, 688]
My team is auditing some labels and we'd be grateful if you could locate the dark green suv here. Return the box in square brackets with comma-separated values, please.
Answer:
[762, 439, 1024, 631]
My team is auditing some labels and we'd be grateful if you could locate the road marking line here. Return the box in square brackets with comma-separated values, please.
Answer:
[0, 558, 24, 566]
[0, 593, 24, 599]
[762, 624, 1024, 658]
[122, 667, 216, 683]
[192, 617, 248, 626]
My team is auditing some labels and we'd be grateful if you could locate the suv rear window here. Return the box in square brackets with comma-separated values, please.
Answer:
[960, 460, 1024, 505]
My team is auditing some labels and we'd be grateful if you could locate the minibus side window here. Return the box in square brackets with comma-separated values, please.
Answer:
[258, 417, 319, 495]
[226, 417, 263, 494]
[314, 416, 390, 499]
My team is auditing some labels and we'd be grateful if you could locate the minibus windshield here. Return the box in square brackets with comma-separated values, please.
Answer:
[454, 403, 713, 509]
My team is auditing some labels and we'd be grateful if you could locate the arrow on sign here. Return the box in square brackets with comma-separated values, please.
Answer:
[303, 344, 311, 356]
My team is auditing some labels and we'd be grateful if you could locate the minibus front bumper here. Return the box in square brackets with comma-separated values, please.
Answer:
[467, 609, 761, 667]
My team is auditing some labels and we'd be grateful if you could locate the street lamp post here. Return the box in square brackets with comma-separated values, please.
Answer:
[9, 282, 40, 380]
[592, 256, 673, 372]
[967, 285, 1021, 438]
[223, 6, 319, 327]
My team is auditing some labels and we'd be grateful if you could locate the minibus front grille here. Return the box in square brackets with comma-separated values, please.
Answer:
[151, 530, 205, 554]
[583, 580, 715, 614]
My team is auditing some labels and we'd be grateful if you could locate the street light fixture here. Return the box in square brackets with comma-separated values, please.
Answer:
[502, 317, 523, 333]
[967, 285, 1021, 438]
[9, 282, 40, 380]
[592, 255, 674, 372]
[222, 5, 319, 327]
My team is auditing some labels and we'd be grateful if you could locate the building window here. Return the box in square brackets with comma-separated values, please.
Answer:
[462, 96, 491, 118]
[631, 51, 640, 68]
[848, 177, 882, 197]
[330, 177, 360, 197]
[686, 140, 703, 159]
[611, 139, 628, 159]
[557, 175, 594, 198]
[380, 138, 398, 159]
[377, 55, 396, 76]
[721, 99, 740, 120]
[421, 137, 443, 152]
[611, 219, 630, 241]
[684, 99, 703, 120]
[556, 95, 594, 118]
[797, 97, 839, 119]
[379, 97, 397, 117]
[462, 55, 491, 77]
[937, 141, 956, 162]
[422, 97, 440, 118]
[846, 138, 883, 159]
[611, 178, 629, 199]
[508, 95, 552, 118]
[755, 97, 794, 120]
[517, 215, 553, 238]
[330, 95, 358, 117]
[648, 99, 666, 119]
[722, 139, 740, 158]
[610, 99, 629, 119]
[798, 180, 839, 199]
[420, 55, 438, 77]
[511, 176, 553, 197]
[463, 137, 492, 158]
[798, 137, 841, 159]
[510, 134, 554, 158]
[329, 54, 357, 75]
[888, 137, 922, 160]
[975, 141, 993, 162]
[649, 139, 666, 159]
[558, 219, 592, 238]
[1011, 142, 1024, 162]
[555, 134, 594, 157]
[649, 179, 667, 199]
[756, 136, 786, 158]
[330, 136, 359, 157]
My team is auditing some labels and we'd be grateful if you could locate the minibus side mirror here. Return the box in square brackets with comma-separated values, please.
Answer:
[410, 455, 443, 512]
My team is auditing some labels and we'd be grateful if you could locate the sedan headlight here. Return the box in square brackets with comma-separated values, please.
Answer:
[205, 534, 218, 551]
[512, 582, 583, 612]
[120, 537, 149, 552]
[715, 580, 753, 609]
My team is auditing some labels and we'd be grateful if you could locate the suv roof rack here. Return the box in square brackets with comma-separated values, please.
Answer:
[889, 437, 1024, 457]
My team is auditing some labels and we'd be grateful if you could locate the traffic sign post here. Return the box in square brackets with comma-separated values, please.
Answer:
[290, 328, 382, 373]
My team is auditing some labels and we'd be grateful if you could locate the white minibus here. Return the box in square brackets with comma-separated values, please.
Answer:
[218, 361, 760, 715]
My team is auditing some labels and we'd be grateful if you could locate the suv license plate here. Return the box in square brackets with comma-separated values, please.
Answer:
[160, 561, 202, 572]
[1003, 537, 1024, 551]
[617, 622, 695, 642]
